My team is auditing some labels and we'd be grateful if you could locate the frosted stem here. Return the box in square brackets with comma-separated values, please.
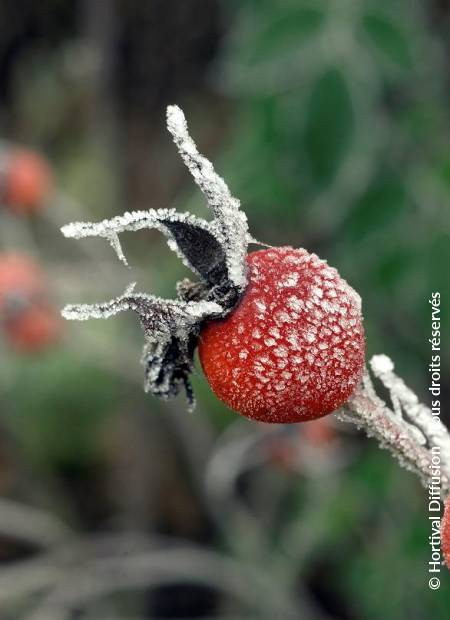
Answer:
[337, 355, 450, 497]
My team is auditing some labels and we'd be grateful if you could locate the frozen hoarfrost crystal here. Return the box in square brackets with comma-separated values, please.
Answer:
[166, 105, 249, 289]
[61, 105, 250, 407]
[62, 209, 226, 283]
[370, 354, 394, 374]
[63, 282, 222, 407]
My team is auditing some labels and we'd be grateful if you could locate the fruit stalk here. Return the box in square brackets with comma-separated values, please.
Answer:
[337, 355, 450, 497]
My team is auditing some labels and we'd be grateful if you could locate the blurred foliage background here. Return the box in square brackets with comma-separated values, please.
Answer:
[0, 1, 449, 618]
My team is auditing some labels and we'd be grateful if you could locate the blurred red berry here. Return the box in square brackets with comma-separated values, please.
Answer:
[199, 247, 365, 423]
[265, 432, 298, 470]
[0, 253, 60, 352]
[0, 254, 44, 300]
[5, 303, 60, 352]
[267, 443, 296, 469]
[303, 417, 336, 446]
[1, 148, 52, 214]
[442, 496, 450, 569]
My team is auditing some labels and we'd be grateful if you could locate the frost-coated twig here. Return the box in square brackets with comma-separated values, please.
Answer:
[0, 534, 304, 620]
[23, 547, 302, 620]
[0, 498, 70, 548]
[337, 355, 450, 497]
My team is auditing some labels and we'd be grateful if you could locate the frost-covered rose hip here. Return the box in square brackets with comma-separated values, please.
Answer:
[199, 247, 365, 423]
[62, 105, 366, 418]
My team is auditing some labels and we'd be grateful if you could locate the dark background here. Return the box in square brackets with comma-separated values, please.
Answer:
[0, 1, 449, 618]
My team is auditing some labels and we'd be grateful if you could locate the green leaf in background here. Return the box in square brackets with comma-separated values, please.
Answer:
[342, 173, 408, 241]
[437, 156, 450, 190]
[362, 13, 413, 69]
[6, 353, 121, 466]
[222, 99, 301, 230]
[304, 68, 354, 185]
[244, 6, 325, 65]
[372, 247, 418, 293]
[426, 232, 450, 331]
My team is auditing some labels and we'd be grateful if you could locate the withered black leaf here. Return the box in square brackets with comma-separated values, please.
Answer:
[62, 106, 251, 408]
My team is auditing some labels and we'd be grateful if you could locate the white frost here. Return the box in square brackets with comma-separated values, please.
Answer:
[370, 354, 394, 374]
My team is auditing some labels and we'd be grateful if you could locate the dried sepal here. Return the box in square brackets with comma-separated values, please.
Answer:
[61, 208, 227, 285]
[166, 105, 249, 289]
[63, 283, 222, 407]
[61, 105, 250, 407]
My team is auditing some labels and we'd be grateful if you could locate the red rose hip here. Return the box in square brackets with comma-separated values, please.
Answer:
[199, 247, 365, 423]
[0, 253, 45, 301]
[6, 303, 61, 352]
